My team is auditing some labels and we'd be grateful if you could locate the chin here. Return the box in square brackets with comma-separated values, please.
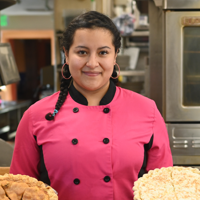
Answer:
[84, 86, 100, 91]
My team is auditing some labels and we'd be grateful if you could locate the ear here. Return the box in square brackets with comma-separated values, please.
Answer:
[63, 47, 69, 64]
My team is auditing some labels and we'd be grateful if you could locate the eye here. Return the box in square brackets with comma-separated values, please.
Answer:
[78, 50, 87, 55]
[99, 51, 108, 55]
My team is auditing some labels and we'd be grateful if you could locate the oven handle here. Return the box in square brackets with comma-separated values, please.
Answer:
[173, 145, 188, 148]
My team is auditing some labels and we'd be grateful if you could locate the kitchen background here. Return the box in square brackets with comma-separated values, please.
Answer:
[0, 0, 200, 168]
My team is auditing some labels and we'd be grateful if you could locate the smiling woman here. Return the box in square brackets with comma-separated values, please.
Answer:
[64, 28, 117, 105]
[10, 11, 173, 200]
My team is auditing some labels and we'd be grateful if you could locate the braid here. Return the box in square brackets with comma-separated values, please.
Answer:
[45, 65, 71, 121]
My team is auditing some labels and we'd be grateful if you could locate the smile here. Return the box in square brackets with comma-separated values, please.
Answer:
[82, 71, 101, 76]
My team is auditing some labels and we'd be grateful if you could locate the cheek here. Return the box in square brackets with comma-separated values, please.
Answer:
[104, 60, 115, 71]
[69, 58, 84, 71]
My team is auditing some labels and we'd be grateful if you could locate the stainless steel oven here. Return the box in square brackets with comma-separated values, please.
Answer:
[149, 0, 200, 166]
[164, 11, 200, 122]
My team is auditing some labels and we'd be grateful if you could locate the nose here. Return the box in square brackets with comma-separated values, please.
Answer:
[86, 53, 99, 68]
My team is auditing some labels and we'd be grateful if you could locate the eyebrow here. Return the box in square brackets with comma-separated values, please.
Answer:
[75, 46, 111, 49]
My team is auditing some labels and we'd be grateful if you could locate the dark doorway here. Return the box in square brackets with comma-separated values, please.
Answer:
[10, 39, 51, 101]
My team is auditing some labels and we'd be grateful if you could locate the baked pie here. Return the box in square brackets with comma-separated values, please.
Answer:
[0, 173, 58, 200]
[133, 166, 200, 200]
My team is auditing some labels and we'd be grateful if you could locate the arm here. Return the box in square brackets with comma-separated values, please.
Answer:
[146, 102, 173, 171]
[10, 107, 40, 179]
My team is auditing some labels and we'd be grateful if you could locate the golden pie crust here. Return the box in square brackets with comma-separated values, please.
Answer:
[0, 173, 58, 200]
[133, 166, 200, 200]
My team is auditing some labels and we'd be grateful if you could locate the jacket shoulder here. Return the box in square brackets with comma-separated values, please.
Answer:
[116, 87, 155, 107]
[27, 92, 60, 117]
[31, 92, 59, 107]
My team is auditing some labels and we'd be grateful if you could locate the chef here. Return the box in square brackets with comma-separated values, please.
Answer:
[10, 11, 173, 200]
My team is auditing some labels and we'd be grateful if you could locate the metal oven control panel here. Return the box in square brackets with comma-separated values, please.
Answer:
[166, 123, 200, 165]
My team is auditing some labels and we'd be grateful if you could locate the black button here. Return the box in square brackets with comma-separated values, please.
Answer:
[72, 138, 78, 145]
[73, 107, 79, 113]
[74, 178, 80, 185]
[103, 108, 110, 113]
[103, 138, 109, 144]
[104, 176, 110, 182]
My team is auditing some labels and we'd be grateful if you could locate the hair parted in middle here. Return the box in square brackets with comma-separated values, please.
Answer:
[45, 11, 121, 121]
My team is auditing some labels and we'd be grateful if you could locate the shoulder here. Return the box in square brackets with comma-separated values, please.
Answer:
[31, 92, 59, 109]
[25, 92, 60, 119]
[115, 86, 155, 108]
[113, 87, 158, 118]
[113, 87, 159, 121]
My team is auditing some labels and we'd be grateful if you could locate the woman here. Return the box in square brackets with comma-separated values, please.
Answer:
[10, 11, 173, 200]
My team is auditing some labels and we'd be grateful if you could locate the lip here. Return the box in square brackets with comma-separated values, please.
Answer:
[82, 71, 101, 76]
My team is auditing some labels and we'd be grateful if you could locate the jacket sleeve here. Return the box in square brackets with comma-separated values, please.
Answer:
[146, 102, 173, 171]
[10, 107, 40, 179]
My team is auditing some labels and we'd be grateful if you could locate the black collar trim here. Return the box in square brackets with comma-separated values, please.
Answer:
[69, 81, 116, 106]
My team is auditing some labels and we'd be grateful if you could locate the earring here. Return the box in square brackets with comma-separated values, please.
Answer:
[61, 63, 72, 79]
[111, 63, 120, 79]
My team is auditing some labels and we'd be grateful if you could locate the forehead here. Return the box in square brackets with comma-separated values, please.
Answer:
[72, 28, 114, 45]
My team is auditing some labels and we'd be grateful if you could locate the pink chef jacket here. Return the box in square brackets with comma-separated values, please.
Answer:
[10, 84, 173, 200]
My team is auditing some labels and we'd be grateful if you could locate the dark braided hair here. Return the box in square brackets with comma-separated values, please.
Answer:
[45, 11, 121, 121]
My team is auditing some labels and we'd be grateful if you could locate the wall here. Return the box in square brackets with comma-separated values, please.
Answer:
[0, 15, 54, 30]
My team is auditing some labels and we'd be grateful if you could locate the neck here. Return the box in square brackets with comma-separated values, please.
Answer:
[73, 81, 110, 106]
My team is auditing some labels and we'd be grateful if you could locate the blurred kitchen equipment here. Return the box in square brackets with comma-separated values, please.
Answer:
[114, 6, 124, 17]
[116, 55, 130, 70]
[40, 65, 54, 90]
[0, 0, 16, 10]
[120, 81, 143, 93]
[149, 0, 200, 167]
[123, 47, 140, 69]
[63, 9, 85, 28]
[90, 0, 96, 11]
[0, 139, 13, 166]
[31, 65, 54, 103]
[38, 65, 54, 100]
[0, 43, 20, 86]
[113, 14, 135, 36]
[0, 1, 19, 86]
[114, 0, 127, 6]
[132, 0, 140, 29]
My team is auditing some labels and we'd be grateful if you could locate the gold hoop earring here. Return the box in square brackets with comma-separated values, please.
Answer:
[61, 63, 72, 79]
[111, 63, 120, 79]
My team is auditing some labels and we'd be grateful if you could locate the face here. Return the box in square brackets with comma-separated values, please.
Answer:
[64, 28, 117, 95]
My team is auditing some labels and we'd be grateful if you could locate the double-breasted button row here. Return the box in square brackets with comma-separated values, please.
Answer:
[72, 107, 111, 186]
[73, 176, 111, 185]
[73, 107, 110, 114]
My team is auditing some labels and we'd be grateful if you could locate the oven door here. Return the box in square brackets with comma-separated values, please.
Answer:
[164, 11, 200, 122]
